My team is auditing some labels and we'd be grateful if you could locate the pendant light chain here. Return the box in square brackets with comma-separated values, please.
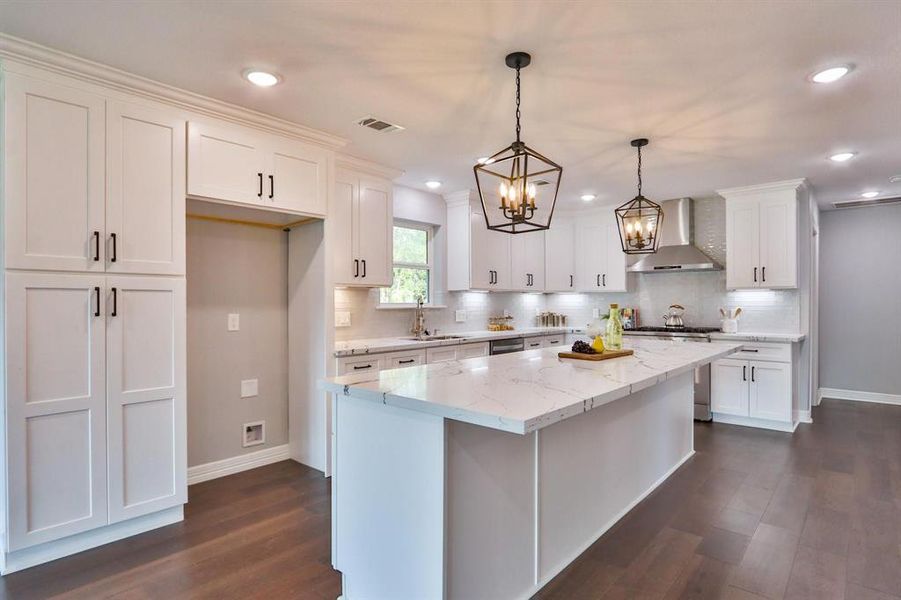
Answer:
[515, 65, 522, 143]
[637, 143, 642, 197]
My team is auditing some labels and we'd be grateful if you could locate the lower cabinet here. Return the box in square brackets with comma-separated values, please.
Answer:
[4, 272, 186, 551]
[426, 342, 489, 363]
[711, 355, 792, 427]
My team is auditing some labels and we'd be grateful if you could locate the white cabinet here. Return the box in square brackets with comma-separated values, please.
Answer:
[4, 75, 106, 273]
[336, 355, 384, 376]
[426, 342, 490, 363]
[511, 232, 545, 291]
[525, 337, 544, 350]
[577, 212, 628, 292]
[5, 273, 108, 550]
[107, 101, 186, 275]
[545, 216, 576, 291]
[187, 121, 329, 217]
[711, 342, 794, 429]
[333, 169, 393, 287]
[386, 350, 427, 369]
[541, 334, 565, 348]
[106, 277, 186, 523]
[711, 359, 750, 417]
[720, 179, 804, 290]
[749, 361, 792, 422]
[469, 207, 512, 290]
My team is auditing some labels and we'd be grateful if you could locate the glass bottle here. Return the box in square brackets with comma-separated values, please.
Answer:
[605, 303, 623, 351]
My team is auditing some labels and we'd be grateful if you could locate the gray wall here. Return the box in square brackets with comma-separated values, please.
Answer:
[819, 204, 901, 395]
[186, 218, 289, 467]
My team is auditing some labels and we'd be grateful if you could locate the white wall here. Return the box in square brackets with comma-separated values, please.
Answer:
[819, 204, 901, 396]
[186, 218, 288, 467]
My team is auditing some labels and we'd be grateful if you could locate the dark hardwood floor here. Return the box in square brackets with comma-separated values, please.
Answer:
[2, 398, 900, 599]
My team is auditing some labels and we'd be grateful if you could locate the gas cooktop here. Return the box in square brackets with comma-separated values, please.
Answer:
[629, 326, 720, 334]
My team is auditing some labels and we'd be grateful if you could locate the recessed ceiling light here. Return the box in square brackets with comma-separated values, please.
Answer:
[829, 152, 856, 163]
[810, 65, 852, 84]
[861, 191, 880, 199]
[580, 194, 596, 202]
[243, 69, 280, 87]
[425, 180, 442, 189]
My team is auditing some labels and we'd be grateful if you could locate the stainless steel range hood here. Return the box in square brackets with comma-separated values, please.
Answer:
[628, 198, 722, 273]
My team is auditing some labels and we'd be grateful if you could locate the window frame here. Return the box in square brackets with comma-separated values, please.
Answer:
[378, 219, 434, 307]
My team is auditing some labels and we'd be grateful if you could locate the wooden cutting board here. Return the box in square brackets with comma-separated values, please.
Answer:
[557, 349, 634, 361]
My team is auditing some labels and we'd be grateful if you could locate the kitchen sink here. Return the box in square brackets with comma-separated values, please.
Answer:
[404, 335, 466, 341]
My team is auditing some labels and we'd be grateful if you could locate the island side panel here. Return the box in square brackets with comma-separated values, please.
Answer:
[333, 394, 446, 600]
[445, 422, 536, 600]
[537, 371, 695, 585]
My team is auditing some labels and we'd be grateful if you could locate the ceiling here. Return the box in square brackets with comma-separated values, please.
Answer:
[1, 1, 900, 209]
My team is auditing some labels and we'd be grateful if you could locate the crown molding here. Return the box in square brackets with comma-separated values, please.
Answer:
[0, 33, 347, 151]
[443, 190, 476, 207]
[717, 178, 808, 199]
[335, 153, 403, 180]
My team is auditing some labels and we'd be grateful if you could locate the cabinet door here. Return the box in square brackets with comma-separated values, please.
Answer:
[107, 102, 186, 276]
[577, 221, 606, 291]
[106, 277, 186, 523]
[268, 138, 329, 216]
[426, 346, 459, 363]
[5, 273, 108, 550]
[749, 361, 792, 422]
[758, 196, 797, 288]
[457, 342, 489, 359]
[470, 208, 511, 290]
[711, 358, 750, 417]
[726, 201, 760, 289]
[4, 75, 106, 272]
[511, 231, 545, 291]
[545, 216, 575, 291]
[356, 178, 393, 287]
[186, 121, 266, 205]
[603, 219, 628, 291]
[333, 173, 358, 285]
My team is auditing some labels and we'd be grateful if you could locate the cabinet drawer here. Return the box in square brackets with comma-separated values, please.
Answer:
[458, 342, 489, 359]
[337, 355, 383, 375]
[525, 337, 544, 350]
[386, 350, 426, 369]
[426, 347, 458, 363]
[732, 342, 791, 362]
[542, 334, 565, 348]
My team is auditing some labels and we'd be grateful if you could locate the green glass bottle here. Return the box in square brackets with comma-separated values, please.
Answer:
[605, 303, 624, 351]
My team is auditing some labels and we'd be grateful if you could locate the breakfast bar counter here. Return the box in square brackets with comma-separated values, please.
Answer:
[321, 338, 743, 599]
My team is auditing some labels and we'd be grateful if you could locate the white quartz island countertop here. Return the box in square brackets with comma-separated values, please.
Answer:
[321, 337, 744, 435]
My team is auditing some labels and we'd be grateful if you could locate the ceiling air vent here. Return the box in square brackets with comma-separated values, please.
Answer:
[531, 179, 551, 186]
[356, 116, 404, 133]
[832, 196, 901, 209]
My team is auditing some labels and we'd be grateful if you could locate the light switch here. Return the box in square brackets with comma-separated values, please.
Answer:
[335, 311, 351, 327]
[241, 379, 258, 398]
[455, 309, 466, 323]
[228, 313, 240, 331]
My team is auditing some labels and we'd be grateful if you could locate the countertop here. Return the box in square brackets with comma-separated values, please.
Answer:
[321, 338, 744, 434]
[333, 326, 577, 357]
[708, 332, 805, 343]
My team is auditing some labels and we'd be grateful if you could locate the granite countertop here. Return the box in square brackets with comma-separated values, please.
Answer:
[333, 327, 578, 357]
[321, 338, 744, 434]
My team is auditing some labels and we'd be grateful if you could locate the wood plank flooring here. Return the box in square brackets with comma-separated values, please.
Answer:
[2, 398, 899, 599]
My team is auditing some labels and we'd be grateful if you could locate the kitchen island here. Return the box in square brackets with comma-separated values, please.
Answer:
[321, 338, 743, 599]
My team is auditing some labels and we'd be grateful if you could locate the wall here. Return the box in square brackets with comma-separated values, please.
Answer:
[186, 218, 288, 467]
[819, 204, 901, 396]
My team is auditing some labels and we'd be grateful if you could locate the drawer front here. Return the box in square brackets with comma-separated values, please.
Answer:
[732, 342, 791, 363]
[542, 334, 565, 348]
[457, 342, 489, 359]
[426, 347, 458, 363]
[387, 350, 426, 369]
[525, 337, 543, 350]
[337, 356, 383, 375]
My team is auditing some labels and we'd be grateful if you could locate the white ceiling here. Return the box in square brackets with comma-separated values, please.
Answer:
[1, 0, 900, 209]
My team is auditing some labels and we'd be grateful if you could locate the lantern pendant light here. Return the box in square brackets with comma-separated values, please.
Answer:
[615, 138, 664, 254]
[473, 52, 562, 234]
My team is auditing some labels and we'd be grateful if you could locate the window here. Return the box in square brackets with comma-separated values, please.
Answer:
[380, 222, 432, 305]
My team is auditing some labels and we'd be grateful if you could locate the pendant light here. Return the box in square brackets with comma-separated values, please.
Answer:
[615, 138, 664, 254]
[473, 52, 562, 234]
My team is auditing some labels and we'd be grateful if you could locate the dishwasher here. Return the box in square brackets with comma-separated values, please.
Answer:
[489, 337, 525, 355]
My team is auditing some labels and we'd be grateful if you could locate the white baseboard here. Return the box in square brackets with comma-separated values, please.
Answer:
[818, 387, 901, 406]
[2, 506, 183, 575]
[795, 409, 812, 424]
[188, 444, 291, 485]
[712, 413, 798, 433]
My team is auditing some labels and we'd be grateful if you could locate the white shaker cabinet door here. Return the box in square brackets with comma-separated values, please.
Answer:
[511, 231, 545, 291]
[577, 221, 606, 291]
[186, 121, 266, 205]
[545, 216, 575, 291]
[332, 174, 358, 285]
[470, 209, 512, 290]
[749, 360, 792, 422]
[711, 359, 750, 417]
[758, 196, 798, 288]
[356, 178, 393, 287]
[5, 273, 108, 550]
[268, 138, 329, 216]
[726, 201, 760, 289]
[603, 219, 628, 292]
[107, 102, 186, 276]
[4, 75, 106, 272]
[106, 277, 186, 523]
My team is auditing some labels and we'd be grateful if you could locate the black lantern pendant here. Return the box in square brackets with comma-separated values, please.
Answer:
[615, 138, 664, 254]
[473, 52, 562, 234]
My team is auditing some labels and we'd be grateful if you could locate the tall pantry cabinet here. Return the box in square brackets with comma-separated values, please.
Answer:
[1, 64, 187, 569]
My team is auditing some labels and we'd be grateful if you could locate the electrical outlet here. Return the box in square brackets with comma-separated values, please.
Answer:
[227, 313, 240, 331]
[242, 421, 265, 447]
[241, 379, 258, 398]
[503, 309, 511, 318]
[455, 309, 466, 323]
[592, 308, 600, 319]
[335, 311, 351, 327]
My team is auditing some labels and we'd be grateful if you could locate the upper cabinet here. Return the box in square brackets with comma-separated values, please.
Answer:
[332, 166, 393, 287]
[510, 231, 545, 291]
[545, 215, 576, 292]
[720, 179, 805, 290]
[576, 211, 628, 293]
[447, 193, 516, 291]
[187, 121, 329, 217]
[3, 75, 186, 276]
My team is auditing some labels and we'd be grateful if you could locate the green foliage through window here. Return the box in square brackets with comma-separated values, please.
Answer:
[380, 224, 431, 304]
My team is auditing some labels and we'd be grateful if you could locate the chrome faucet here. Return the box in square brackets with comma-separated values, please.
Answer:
[411, 296, 428, 340]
